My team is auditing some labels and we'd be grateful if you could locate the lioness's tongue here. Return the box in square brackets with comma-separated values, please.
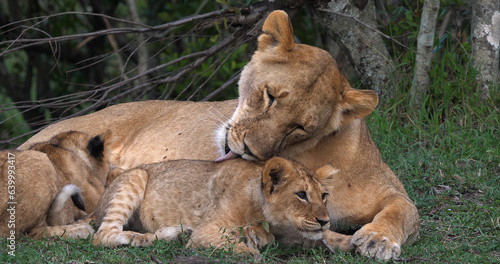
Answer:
[214, 150, 239, 163]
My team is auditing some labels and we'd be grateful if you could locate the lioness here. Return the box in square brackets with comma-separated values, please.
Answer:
[92, 157, 344, 254]
[1, 131, 113, 238]
[18, 11, 419, 259]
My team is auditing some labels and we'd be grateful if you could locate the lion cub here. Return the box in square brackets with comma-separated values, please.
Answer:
[93, 157, 338, 254]
[0, 131, 114, 239]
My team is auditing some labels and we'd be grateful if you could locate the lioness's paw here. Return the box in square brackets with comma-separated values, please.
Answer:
[351, 226, 401, 260]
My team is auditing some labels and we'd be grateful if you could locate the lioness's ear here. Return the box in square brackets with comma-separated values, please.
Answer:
[314, 165, 339, 186]
[258, 10, 295, 53]
[341, 89, 378, 123]
[101, 130, 121, 165]
[262, 157, 292, 194]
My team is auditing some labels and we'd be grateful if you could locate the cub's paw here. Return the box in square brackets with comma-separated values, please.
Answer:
[93, 231, 154, 247]
[351, 225, 401, 260]
[64, 224, 95, 239]
[154, 226, 194, 243]
[129, 232, 156, 247]
[239, 225, 275, 250]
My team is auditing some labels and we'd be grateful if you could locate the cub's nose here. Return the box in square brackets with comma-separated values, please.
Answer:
[316, 218, 330, 227]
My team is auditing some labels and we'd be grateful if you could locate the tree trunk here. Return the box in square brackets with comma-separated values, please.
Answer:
[126, 0, 149, 95]
[311, 0, 394, 103]
[471, 0, 500, 100]
[410, 0, 440, 110]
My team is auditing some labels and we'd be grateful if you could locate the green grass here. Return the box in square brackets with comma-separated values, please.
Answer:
[0, 235, 363, 263]
[367, 110, 499, 264]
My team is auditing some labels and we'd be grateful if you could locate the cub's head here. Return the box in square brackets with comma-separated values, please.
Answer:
[31, 131, 115, 185]
[261, 157, 337, 241]
[216, 10, 378, 161]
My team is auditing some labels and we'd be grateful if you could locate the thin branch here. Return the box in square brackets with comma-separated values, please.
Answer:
[102, 16, 128, 80]
[201, 71, 241, 101]
[0, 11, 152, 31]
[186, 48, 237, 101]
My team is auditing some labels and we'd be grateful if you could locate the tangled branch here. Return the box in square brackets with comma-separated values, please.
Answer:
[0, 10, 233, 56]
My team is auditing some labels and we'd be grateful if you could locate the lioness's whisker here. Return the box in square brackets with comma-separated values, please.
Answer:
[208, 106, 234, 125]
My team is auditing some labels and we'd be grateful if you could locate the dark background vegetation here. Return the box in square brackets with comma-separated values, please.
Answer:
[0, 0, 499, 263]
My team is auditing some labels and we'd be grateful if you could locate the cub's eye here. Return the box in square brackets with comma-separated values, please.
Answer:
[296, 191, 308, 201]
[322, 193, 329, 201]
[266, 89, 275, 108]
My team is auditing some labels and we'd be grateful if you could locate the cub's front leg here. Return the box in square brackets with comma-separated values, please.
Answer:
[321, 230, 354, 252]
[188, 223, 274, 255]
[237, 225, 275, 252]
[93, 168, 155, 247]
[28, 218, 95, 239]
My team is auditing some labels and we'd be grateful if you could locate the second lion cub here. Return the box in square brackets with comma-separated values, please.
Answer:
[93, 157, 339, 254]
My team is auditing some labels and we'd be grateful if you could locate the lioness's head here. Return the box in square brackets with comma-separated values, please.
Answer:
[261, 157, 337, 240]
[216, 10, 378, 161]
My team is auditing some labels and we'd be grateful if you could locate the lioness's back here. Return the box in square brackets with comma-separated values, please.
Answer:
[20, 100, 238, 168]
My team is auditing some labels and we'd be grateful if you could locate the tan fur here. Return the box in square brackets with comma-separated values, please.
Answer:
[92, 158, 343, 254]
[1, 131, 113, 239]
[18, 10, 419, 259]
[19, 100, 238, 170]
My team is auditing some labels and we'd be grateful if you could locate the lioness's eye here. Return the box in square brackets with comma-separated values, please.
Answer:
[322, 193, 328, 201]
[295, 125, 306, 132]
[266, 89, 275, 108]
[296, 191, 308, 201]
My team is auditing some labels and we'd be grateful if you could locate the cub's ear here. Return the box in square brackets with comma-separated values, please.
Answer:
[258, 10, 295, 53]
[262, 157, 293, 194]
[314, 165, 339, 187]
[87, 130, 119, 162]
[341, 89, 378, 123]
[87, 134, 105, 160]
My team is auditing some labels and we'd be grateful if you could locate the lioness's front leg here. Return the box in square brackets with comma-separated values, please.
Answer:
[351, 195, 419, 260]
[93, 169, 155, 247]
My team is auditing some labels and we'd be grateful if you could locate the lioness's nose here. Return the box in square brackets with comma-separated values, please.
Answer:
[316, 218, 330, 227]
